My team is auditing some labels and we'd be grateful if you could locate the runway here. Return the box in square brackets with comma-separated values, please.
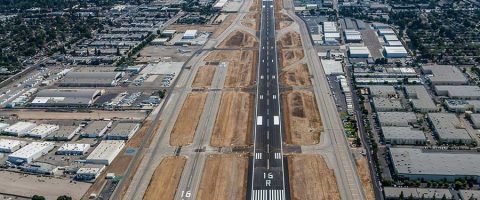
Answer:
[248, 0, 289, 199]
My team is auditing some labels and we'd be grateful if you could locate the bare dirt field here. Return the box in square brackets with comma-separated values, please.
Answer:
[356, 156, 375, 200]
[288, 154, 341, 200]
[241, 12, 260, 30]
[250, 0, 261, 12]
[205, 50, 257, 88]
[282, 90, 323, 145]
[192, 65, 216, 88]
[280, 64, 312, 87]
[196, 154, 248, 200]
[276, 13, 293, 30]
[218, 30, 258, 48]
[143, 156, 187, 200]
[211, 92, 254, 147]
[170, 92, 208, 146]
[136, 45, 198, 63]
[277, 31, 302, 48]
[278, 48, 304, 67]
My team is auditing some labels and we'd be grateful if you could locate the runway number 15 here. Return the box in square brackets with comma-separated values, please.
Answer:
[264, 172, 273, 187]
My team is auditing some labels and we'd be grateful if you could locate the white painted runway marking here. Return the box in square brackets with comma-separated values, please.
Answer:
[261, 75, 264, 79]
[255, 153, 262, 159]
[275, 153, 281, 159]
[273, 94, 276, 99]
[273, 116, 279, 125]
[272, 75, 275, 79]
[257, 116, 263, 125]
[251, 190, 284, 200]
[260, 95, 263, 100]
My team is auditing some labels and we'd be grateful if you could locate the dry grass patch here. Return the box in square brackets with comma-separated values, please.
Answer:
[219, 30, 258, 48]
[192, 65, 216, 88]
[280, 64, 311, 86]
[170, 92, 208, 146]
[205, 50, 257, 88]
[356, 156, 375, 200]
[143, 156, 186, 200]
[277, 31, 302, 48]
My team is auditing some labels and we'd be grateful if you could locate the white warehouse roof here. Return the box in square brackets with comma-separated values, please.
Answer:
[57, 143, 91, 155]
[0, 123, 9, 131]
[86, 140, 125, 165]
[348, 46, 370, 56]
[0, 139, 27, 153]
[26, 124, 59, 139]
[3, 122, 37, 136]
[8, 142, 54, 164]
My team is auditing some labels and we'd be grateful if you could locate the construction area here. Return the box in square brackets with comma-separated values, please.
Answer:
[211, 91, 254, 147]
[288, 154, 341, 200]
[196, 154, 248, 200]
[143, 156, 186, 200]
[170, 92, 208, 146]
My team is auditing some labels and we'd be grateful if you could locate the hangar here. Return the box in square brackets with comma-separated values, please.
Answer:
[59, 72, 123, 87]
[31, 89, 103, 107]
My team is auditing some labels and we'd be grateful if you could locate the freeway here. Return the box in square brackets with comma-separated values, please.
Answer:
[248, 0, 290, 200]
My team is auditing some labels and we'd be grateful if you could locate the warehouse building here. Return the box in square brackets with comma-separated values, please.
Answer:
[377, 112, 417, 127]
[86, 140, 125, 165]
[2, 121, 37, 136]
[0, 139, 28, 153]
[384, 46, 408, 58]
[320, 59, 344, 75]
[434, 85, 480, 100]
[182, 30, 198, 39]
[427, 113, 473, 144]
[59, 72, 123, 87]
[387, 40, 403, 46]
[444, 99, 480, 113]
[106, 123, 140, 140]
[368, 85, 397, 97]
[81, 121, 112, 138]
[377, 28, 395, 36]
[161, 30, 176, 37]
[422, 65, 468, 85]
[76, 164, 106, 181]
[31, 89, 103, 107]
[390, 147, 480, 183]
[8, 142, 55, 164]
[382, 127, 426, 145]
[384, 187, 453, 200]
[26, 124, 59, 139]
[22, 162, 58, 175]
[468, 113, 480, 129]
[322, 21, 337, 33]
[383, 34, 399, 42]
[372, 97, 404, 111]
[0, 123, 9, 131]
[46, 125, 81, 141]
[459, 190, 480, 200]
[404, 85, 438, 112]
[344, 30, 362, 43]
[348, 46, 370, 58]
[57, 143, 91, 155]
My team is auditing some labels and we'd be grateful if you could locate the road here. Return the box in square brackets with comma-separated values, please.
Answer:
[248, 0, 289, 200]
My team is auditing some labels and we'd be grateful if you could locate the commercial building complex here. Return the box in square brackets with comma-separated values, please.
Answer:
[80, 121, 112, 138]
[427, 113, 473, 144]
[106, 123, 140, 140]
[8, 142, 55, 164]
[26, 124, 59, 139]
[434, 85, 480, 100]
[372, 97, 404, 111]
[59, 72, 123, 87]
[404, 85, 438, 112]
[46, 125, 81, 141]
[57, 143, 91, 155]
[0, 139, 27, 153]
[2, 121, 37, 136]
[382, 127, 426, 145]
[377, 112, 417, 127]
[422, 65, 468, 85]
[390, 148, 480, 183]
[31, 89, 103, 107]
[86, 140, 125, 165]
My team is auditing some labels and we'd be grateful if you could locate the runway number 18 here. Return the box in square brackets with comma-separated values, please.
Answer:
[181, 191, 191, 198]
[264, 172, 273, 187]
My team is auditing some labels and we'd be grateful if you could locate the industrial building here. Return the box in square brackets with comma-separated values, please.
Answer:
[26, 124, 59, 139]
[383, 187, 453, 200]
[76, 165, 106, 181]
[0, 123, 9, 131]
[2, 121, 37, 136]
[377, 28, 395, 36]
[0, 139, 27, 153]
[383, 34, 399, 42]
[372, 97, 404, 111]
[46, 125, 81, 141]
[434, 85, 480, 100]
[377, 112, 417, 127]
[86, 140, 125, 165]
[422, 65, 468, 85]
[404, 85, 438, 112]
[382, 127, 426, 145]
[59, 72, 123, 87]
[344, 30, 362, 43]
[348, 46, 370, 58]
[384, 46, 408, 58]
[390, 147, 480, 183]
[386, 40, 403, 46]
[427, 113, 473, 144]
[106, 123, 140, 140]
[322, 21, 337, 33]
[8, 142, 55, 164]
[444, 99, 480, 113]
[81, 121, 112, 138]
[31, 89, 103, 107]
[161, 30, 176, 37]
[368, 85, 397, 97]
[320, 59, 344, 75]
[57, 143, 91, 155]
[468, 113, 480, 129]
[182, 30, 198, 39]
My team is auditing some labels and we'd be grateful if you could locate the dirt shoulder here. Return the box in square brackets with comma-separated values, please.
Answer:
[211, 91, 253, 147]
[170, 92, 208, 146]
[356, 156, 375, 200]
[288, 154, 341, 200]
[196, 154, 248, 200]
[282, 90, 323, 145]
[143, 156, 187, 200]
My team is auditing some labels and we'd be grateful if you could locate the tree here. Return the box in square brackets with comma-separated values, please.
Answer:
[32, 195, 46, 200]
[399, 191, 404, 200]
[57, 196, 72, 200]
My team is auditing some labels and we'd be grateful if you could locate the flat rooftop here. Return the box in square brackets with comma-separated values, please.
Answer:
[390, 147, 480, 177]
[422, 65, 468, 85]
[382, 127, 426, 141]
[368, 85, 396, 97]
[377, 112, 417, 126]
[435, 85, 480, 99]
